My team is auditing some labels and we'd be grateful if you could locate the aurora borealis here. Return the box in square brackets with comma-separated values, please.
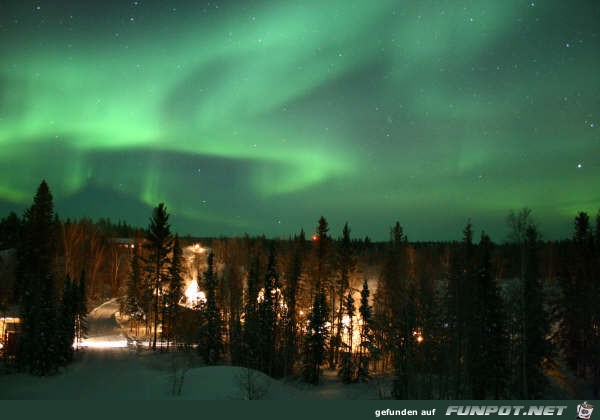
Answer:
[1, 1, 599, 240]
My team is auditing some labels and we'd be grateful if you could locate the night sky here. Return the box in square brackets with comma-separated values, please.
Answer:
[1, 0, 599, 241]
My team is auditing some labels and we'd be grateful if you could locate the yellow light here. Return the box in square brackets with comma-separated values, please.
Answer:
[77, 340, 128, 348]
[417, 335, 424, 343]
[183, 280, 206, 308]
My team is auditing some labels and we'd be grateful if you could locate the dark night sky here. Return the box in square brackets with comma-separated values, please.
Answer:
[1, 0, 599, 240]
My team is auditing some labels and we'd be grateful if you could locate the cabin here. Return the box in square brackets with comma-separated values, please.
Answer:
[0, 306, 20, 358]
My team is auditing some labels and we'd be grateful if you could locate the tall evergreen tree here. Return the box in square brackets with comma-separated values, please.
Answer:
[481, 233, 508, 398]
[123, 245, 143, 334]
[165, 235, 184, 348]
[339, 291, 356, 383]
[522, 224, 550, 398]
[74, 271, 88, 349]
[283, 229, 304, 375]
[0, 211, 20, 250]
[143, 203, 172, 350]
[593, 210, 600, 398]
[243, 254, 261, 368]
[15, 181, 59, 375]
[379, 222, 416, 399]
[302, 287, 329, 384]
[31, 273, 58, 375]
[257, 244, 281, 376]
[199, 252, 222, 364]
[461, 222, 481, 398]
[358, 279, 377, 382]
[332, 222, 355, 367]
[314, 217, 331, 289]
[56, 275, 76, 365]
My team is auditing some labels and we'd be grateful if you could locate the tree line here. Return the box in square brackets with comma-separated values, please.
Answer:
[0, 180, 598, 399]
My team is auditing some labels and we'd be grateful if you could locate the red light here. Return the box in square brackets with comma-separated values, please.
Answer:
[312, 234, 318, 241]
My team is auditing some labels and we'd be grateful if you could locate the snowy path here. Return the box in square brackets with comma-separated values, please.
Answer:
[80, 298, 128, 349]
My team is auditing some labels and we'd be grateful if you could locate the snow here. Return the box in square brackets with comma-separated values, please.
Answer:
[80, 298, 129, 348]
[0, 299, 386, 399]
[0, 352, 384, 399]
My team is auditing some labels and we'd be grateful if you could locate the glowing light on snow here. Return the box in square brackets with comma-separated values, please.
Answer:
[182, 280, 206, 308]
[77, 340, 128, 348]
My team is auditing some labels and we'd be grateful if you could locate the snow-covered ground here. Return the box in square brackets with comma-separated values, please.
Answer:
[0, 299, 387, 399]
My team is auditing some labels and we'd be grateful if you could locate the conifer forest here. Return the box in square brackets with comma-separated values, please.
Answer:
[1, 0, 599, 401]
[0, 181, 598, 399]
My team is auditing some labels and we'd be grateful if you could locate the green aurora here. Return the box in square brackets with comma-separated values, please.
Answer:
[1, 0, 599, 240]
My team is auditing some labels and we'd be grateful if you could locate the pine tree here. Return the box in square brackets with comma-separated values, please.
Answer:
[283, 229, 304, 376]
[521, 224, 550, 398]
[243, 254, 261, 369]
[15, 181, 59, 374]
[302, 287, 329, 384]
[357, 279, 377, 382]
[379, 222, 415, 399]
[593, 210, 600, 398]
[31, 273, 58, 375]
[124, 245, 143, 334]
[56, 275, 76, 365]
[339, 291, 356, 383]
[562, 212, 595, 377]
[74, 270, 88, 348]
[199, 252, 222, 365]
[165, 235, 184, 348]
[478, 233, 508, 398]
[332, 222, 355, 368]
[461, 222, 481, 398]
[143, 203, 172, 350]
[315, 217, 331, 288]
[0, 211, 20, 250]
[257, 244, 280, 376]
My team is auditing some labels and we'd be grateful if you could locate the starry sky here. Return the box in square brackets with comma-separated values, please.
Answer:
[1, 0, 599, 241]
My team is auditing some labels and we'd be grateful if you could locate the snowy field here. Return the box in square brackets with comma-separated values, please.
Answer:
[0, 299, 387, 399]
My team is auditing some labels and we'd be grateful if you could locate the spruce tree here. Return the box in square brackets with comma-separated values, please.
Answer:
[283, 229, 304, 375]
[562, 212, 595, 378]
[333, 223, 355, 368]
[74, 270, 88, 348]
[522, 224, 550, 398]
[143, 203, 172, 350]
[56, 275, 76, 365]
[357, 279, 377, 381]
[31, 273, 58, 375]
[0, 211, 20, 250]
[339, 291, 356, 383]
[302, 287, 329, 384]
[380, 222, 415, 399]
[199, 252, 222, 364]
[15, 181, 59, 374]
[243, 255, 261, 369]
[257, 244, 280, 376]
[165, 235, 184, 348]
[124, 245, 143, 334]
[478, 233, 508, 398]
